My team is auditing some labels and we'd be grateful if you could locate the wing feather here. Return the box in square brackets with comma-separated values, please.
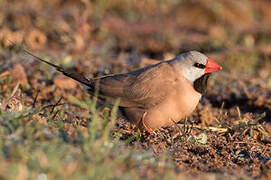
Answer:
[90, 62, 177, 108]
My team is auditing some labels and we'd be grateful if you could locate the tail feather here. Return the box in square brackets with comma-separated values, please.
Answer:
[21, 45, 131, 106]
[23, 49, 93, 87]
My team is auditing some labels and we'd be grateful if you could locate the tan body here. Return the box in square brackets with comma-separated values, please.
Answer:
[141, 76, 201, 130]
[89, 60, 201, 131]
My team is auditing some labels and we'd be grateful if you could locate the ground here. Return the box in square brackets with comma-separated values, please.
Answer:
[0, 0, 271, 179]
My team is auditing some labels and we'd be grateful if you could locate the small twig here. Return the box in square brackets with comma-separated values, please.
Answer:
[183, 118, 188, 136]
[32, 90, 40, 108]
[255, 112, 266, 123]
[52, 109, 61, 120]
[189, 120, 194, 135]
[50, 97, 63, 114]
[175, 124, 228, 133]
[170, 118, 184, 139]
[170, 118, 182, 132]
[14, 103, 65, 119]
[236, 106, 242, 120]
[41, 103, 65, 111]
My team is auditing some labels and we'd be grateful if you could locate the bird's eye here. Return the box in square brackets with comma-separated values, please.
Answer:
[193, 63, 205, 69]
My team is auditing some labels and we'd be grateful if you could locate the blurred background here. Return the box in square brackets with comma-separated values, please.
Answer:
[1, 0, 271, 76]
[1, 1, 271, 179]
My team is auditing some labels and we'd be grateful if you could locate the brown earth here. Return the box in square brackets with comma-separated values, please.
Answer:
[1, 0, 271, 179]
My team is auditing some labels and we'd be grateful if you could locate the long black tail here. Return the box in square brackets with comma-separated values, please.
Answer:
[23, 49, 92, 87]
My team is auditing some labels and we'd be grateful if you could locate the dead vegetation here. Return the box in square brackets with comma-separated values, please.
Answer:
[0, 0, 271, 179]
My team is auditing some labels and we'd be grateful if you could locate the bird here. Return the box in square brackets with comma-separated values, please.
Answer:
[23, 49, 221, 133]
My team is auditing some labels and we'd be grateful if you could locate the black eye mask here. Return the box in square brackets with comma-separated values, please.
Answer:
[193, 73, 210, 94]
[193, 62, 206, 69]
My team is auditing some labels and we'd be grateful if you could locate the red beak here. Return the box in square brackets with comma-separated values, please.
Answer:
[205, 59, 222, 73]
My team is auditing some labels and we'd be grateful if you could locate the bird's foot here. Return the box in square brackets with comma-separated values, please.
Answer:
[136, 111, 155, 134]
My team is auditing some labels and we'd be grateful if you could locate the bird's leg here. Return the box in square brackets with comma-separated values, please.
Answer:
[136, 111, 154, 134]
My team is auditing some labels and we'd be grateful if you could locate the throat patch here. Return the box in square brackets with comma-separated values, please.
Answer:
[193, 74, 210, 94]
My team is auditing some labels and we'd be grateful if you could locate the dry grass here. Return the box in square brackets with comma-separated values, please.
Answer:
[0, 0, 271, 179]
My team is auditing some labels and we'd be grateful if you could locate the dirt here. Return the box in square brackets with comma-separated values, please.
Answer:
[1, 0, 271, 179]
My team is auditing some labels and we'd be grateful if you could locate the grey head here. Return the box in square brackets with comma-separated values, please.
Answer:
[174, 51, 208, 83]
[169, 51, 210, 94]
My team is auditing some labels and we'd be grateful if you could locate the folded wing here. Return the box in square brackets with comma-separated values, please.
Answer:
[88, 62, 177, 108]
